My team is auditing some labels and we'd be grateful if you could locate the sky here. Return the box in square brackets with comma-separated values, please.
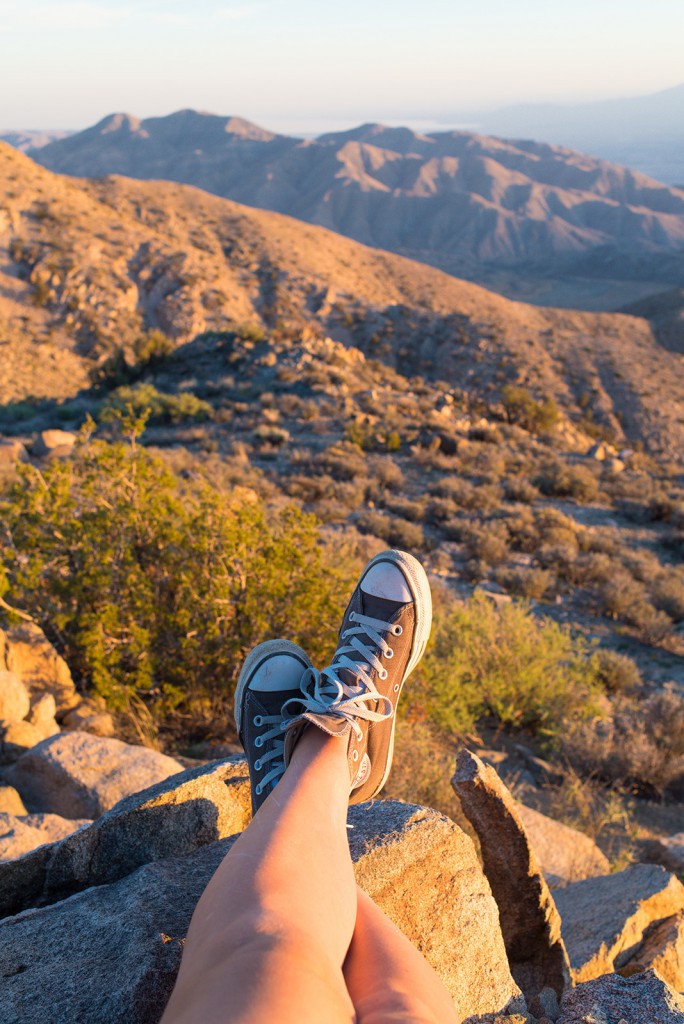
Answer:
[1, 0, 683, 134]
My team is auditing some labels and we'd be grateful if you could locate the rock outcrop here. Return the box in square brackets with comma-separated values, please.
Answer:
[554, 863, 684, 982]
[0, 756, 251, 918]
[32, 428, 76, 458]
[5, 731, 184, 819]
[557, 969, 684, 1023]
[347, 801, 524, 1020]
[452, 749, 571, 1017]
[0, 788, 523, 1024]
[516, 803, 610, 887]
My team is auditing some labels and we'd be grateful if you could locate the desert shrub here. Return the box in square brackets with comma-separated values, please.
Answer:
[562, 686, 684, 798]
[366, 455, 404, 491]
[356, 511, 426, 551]
[381, 495, 427, 523]
[593, 649, 643, 696]
[100, 383, 212, 426]
[314, 442, 367, 481]
[462, 522, 510, 566]
[651, 572, 684, 623]
[600, 571, 673, 643]
[536, 462, 599, 503]
[503, 475, 540, 503]
[253, 424, 290, 446]
[501, 385, 558, 433]
[544, 767, 635, 863]
[495, 566, 554, 600]
[419, 592, 602, 739]
[0, 426, 353, 730]
[91, 330, 174, 387]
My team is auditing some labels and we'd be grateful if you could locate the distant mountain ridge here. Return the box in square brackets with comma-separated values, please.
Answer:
[479, 83, 684, 187]
[29, 109, 684, 311]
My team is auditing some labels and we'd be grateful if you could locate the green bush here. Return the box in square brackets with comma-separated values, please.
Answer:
[100, 383, 213, 426]
[501, 385, 558, 434]
[418, 592, 601, 740]
[0, 427, 353, 730]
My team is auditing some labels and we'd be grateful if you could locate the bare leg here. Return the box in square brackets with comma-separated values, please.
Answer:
[161, 728, 356, 1024]
[343, 888, 460, 1024]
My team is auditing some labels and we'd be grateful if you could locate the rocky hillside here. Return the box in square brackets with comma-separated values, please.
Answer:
[26, 110, 684, 309]
[1, 142, 683, 462]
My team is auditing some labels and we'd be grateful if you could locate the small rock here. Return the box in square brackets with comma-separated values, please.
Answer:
[620, 912, 684, 993]
[0, 438, 29, 465]
[62, 698, 115, 738]
[0, 719, 50, 762]
[608, 457, 626, 474]
[0, 785, 27, 815]
[640, 833, 684, 874]
[554, 863, 684, 982]
[27, 693, 60, 739]
[0, 670, 30, 725]
[2, 622, 79, 714]
[516, 803, 610, 887]
[0, 812, 90, 863]
[588, 441, 617, 461]
[4, 731, 184, 819]
[557, 969, 684, 1023]
[32, 429, 77, 458]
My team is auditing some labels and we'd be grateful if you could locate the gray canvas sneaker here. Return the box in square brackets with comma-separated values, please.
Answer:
[234, 639, 313, 814]
[282, 549, 432, 804]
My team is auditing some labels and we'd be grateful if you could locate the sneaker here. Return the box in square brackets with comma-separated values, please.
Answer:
[234, 639, 313, 814]
[282, 549, 432, 804]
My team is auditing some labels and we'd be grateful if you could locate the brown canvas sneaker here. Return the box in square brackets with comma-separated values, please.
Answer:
[234, 639, 313, 814]
[282, 549, 432, 803]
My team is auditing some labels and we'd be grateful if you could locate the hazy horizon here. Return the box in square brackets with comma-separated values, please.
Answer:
[1, 0, 683, 133]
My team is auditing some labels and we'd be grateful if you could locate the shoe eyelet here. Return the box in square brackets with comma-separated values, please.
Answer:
[255, 783, 262, 795]
[253, 715, 262, 727]
[392, 625, 403, 636]
[384, 648, 394, 659]
[393, 684, 400, 693]
[348, 611, 356, 622]
[254, 759, 261, 771]
[379, 668, 388, 681]
[254, 736, 263, 748]
[352, 750, 359, 761]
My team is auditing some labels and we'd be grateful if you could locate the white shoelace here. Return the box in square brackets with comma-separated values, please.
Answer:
[282, 610, 399, 740]
[251, 714, 288, 796]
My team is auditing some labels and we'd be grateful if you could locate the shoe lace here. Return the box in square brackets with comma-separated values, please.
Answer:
[251, 715, 288, 796]
[282, 611, 399, 740]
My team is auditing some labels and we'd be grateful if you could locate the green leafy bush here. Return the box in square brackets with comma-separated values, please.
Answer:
[501, 385, 559, 434]
[418, 592, 601, 740]
[100, 383, 213, 426]
[1, 427, 353, 731]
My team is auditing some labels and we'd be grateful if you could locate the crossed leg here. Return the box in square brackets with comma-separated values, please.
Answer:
[161, 728, 459, 1024]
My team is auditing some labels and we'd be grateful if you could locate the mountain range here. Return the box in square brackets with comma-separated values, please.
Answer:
[479, 83, 684, 188]
[24, 110, 684, 312]
[1, 142, 683, 460]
